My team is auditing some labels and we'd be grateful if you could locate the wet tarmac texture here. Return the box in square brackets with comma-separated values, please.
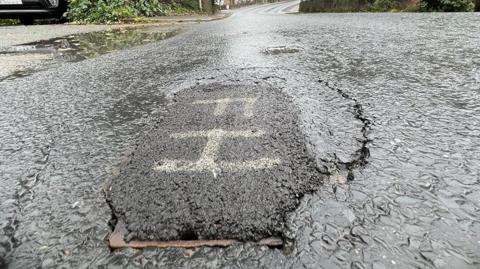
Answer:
[1, 1, 480, 268]
[108, 84, 321, 242]
[0, 26, 180, 81]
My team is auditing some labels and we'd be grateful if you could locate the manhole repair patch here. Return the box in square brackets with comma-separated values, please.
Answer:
[107, 83, 323, 246]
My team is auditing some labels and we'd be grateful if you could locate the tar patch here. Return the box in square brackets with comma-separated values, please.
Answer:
[107, 83, 322, 242]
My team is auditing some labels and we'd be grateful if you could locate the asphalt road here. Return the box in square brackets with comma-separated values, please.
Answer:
[1, 1, 480, 268]
[108, 83, 321, 242]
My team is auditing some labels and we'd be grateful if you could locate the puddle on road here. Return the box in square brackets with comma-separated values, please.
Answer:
[0, 26, 180, 82]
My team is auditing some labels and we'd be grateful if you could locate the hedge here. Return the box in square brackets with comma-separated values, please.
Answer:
[67, 0, 201, 22]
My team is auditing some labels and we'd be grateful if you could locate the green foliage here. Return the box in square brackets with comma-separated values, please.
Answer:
[368, 0, 420, 11]
[300, 0, 419, 12]
[0, 19, 19, 25]
[371, 0, 397, 11]
[67, 0, 198, 23]
[417, 0, 474, 11]
[299, 0, 475, 12]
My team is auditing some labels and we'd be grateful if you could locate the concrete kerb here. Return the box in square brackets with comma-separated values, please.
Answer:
[129, 11, 233, 24]
[0, 12, 232, 48]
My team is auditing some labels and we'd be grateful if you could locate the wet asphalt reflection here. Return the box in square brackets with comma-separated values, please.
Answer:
[1, 1, 480, 268]
[0, 26, 180, 81]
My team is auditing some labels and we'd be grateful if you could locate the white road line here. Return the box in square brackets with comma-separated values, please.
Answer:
[154, 158, 281, 173]
[153, 129, 280, 173]
[171, 129, 265, 139]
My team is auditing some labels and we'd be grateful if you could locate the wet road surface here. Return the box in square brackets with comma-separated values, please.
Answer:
[1, 1, 480, 268]
[0, 26, 181, 81]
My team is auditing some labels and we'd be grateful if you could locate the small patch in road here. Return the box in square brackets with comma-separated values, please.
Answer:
[107, 83, 322, 246]
[263, 46, 300, 55]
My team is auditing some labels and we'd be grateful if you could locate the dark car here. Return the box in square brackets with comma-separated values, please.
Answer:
[0, 0, 67, 25]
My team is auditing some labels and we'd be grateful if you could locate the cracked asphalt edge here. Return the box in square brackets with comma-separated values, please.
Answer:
[319, 79, 372, 178]
[101, 75, 372, 247]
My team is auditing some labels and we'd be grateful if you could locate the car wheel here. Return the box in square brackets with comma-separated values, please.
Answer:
[43, 0, 59, 8]
[19, 17, 35, 25]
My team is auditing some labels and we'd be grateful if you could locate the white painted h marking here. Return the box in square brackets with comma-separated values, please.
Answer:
[154, 129, 280, 173]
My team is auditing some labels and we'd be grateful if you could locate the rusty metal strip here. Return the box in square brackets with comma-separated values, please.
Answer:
[109, 221, 283, 249]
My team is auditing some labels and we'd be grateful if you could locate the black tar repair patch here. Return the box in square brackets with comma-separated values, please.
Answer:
[108, 83, 323, 242]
